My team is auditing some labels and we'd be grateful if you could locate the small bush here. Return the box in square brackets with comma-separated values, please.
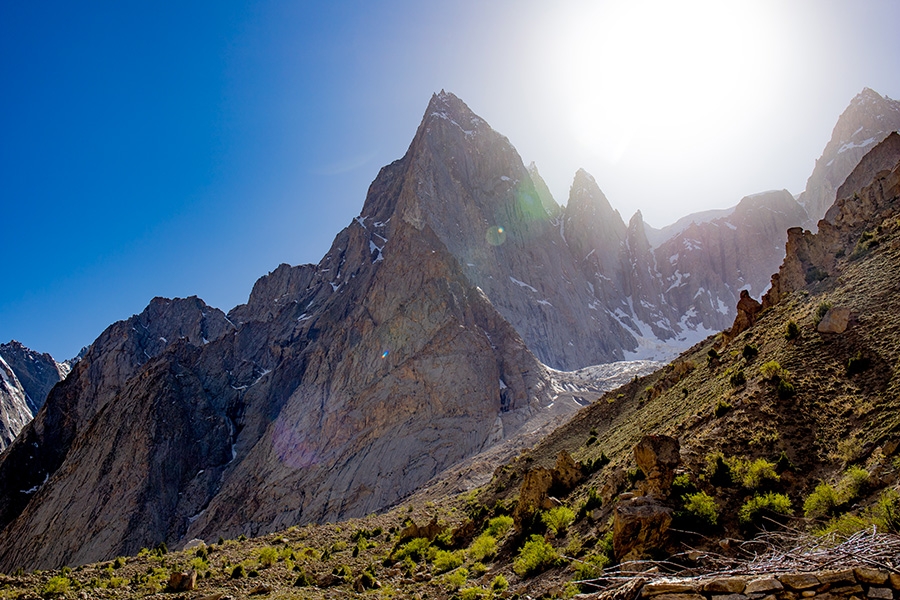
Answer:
[760, 361, 784, 381]
[460, 587, 487, 600]
[513, 535, 562, 577]
[728, 368, 746, 388]
[803, 482, 839, 518]
[491, 574, 509, 592]
[257, 546, 279, 568]
[682, 491, 718, 526]
[876, 488, 900, 533]
[443, 568, 468, 591]
[742, 344, 759, 360]
[113, 556, 126, 569]
[468, 534, 497, 562]
[294, 567, 315, 587]
[432, 549, 463, 573]
[43, 576, 71, 596]
[542, 505, 576, 536]
[485, 515, 513, 537]
[394, 537, 430, 562]
[776, 378, 796, 399]
[577, 487, 603, 520]
[572, 553, 609, 581]
[785, 320, 800, 340]
[707, 348, 720, 366]
[839, 466, 869, 502]
[739, 492, 792, 525]
[705, 452, 732, 487]
[231, 564, 247, 579]
[732, 458, 780, 490]
[715, 398, 733, 417]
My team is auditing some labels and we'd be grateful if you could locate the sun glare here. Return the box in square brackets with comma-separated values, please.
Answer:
[550, 1, 782, 165]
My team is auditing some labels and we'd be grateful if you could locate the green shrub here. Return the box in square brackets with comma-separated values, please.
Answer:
[113, 556, 126, 569]
[394, 537, 430, 562]
[491, 574, 509, 592]
[460, 587, 487, 600]
[715, 398, 733, 417]
[572, 552, 609, 581]
[432, 549, 464, 573]
[443, 568, 468, 591]
[704, 452, 732, 487]
[231, 564, 247, 579]
[742, 344, 759, 360]
[707, 348, 720, 366]
[471, 561, 487, 576]
[468, 534, 497, 562]
[485, 515, 513, 537]
[875, 488, 900, 533]
[851, 230, 877, 259]
[776, 378, 796, 399]
[739, 492, 792, 525]
[785, 320, 800, 340]
[759, 361, 784, 381]
[293, 567, 315, 587]
[838, 466, 869, 502]
[257, 545, 279, 568]
[731, 458, 780, 489]
[513, 535, 562, 577]
[728, 368, 746, 388]
[43, 576, 71, 596]
[542, 506, 576, 536]
[577, 488, 603, 520]
[803, 482, 839, 518]
[682, 491, 718, 526]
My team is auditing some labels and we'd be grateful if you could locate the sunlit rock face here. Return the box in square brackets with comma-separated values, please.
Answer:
[799, 87, 900, 227]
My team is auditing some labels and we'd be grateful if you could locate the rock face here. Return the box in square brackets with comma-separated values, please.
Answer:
[0, 356, 32, 452]
[0, 340, 70, 415]
[798, 88, 900, 226]
[0, 94, 558, 571]
[765, 134, 900, 307]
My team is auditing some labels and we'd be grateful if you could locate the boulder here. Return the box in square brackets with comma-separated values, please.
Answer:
[817, 306, 852, 333]
[167, 570, 197, 592]
[634, 435, 680, 498]
[612, 496, 673, 562]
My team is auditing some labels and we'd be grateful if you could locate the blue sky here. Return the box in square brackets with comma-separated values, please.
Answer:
[2, 0, 899, 360]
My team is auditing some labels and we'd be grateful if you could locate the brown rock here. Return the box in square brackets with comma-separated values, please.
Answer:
[167, 570, 197, 592]
[643, 581, 698, 596]
[703, 578, 747, 594]
[554, 450, 584, 489]
[745, 578, 784, 594]
[818, 570, 859, 585]
[650, 594, 705, 600]
[396, 517, 444, 544]
[634, 435, 680, 498]
[728, 290, 763, 339]
[867, 589, 894, 600]
[612, 496, 673, 562]
[513, 467, 555, 532]
[889, 573, 900, 590]
[817, 306, 852, 333]
[856, 568, 890, 585]
[780, 574, 820, 590]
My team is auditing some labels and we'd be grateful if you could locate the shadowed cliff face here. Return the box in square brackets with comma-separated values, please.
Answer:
[0, 357, 31, 451]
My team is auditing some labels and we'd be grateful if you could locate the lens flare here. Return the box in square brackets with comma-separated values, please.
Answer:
[486, 225, 506, 246]
[272, 418, 319, 470]
[381, 350, 389, 359]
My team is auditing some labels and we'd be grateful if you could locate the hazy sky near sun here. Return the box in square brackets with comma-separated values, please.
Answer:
[2, 0, 899, 359]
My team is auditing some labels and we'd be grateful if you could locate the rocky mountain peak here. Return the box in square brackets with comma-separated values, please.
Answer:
[527, 161, 561, 217]
[800, 88, 900, 224]
[0, 341, 69, 415]
[0, 356, 31, 452]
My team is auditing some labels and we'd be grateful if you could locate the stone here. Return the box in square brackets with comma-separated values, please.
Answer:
[612, 496, 673, 562]
[588, 577, 646, 600]
[167, 570, 197, 592]
[703, 578, 747, 594]
[396, 517, 444, 544]
[801, 591, 816, 598]
[818, 570, 859, 585]
[889, 574, 900, 590]
[643, 581, 698, 596]
[711, 595, 747, 600]
[867, 588, 893, 600]
[817, 306, 852, 333]
[633, 434, 681, 498]
[728, 289, 763, 338]
[856, 569, 890, 585]
[745, 578, 784, 594]
[830, 586, 864, 596]
[780, 574, 821, 590]
[650, 595, 704, 600]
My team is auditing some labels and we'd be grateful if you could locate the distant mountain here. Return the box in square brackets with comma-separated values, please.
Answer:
[0, 340, 70, 415]
[0, 88, 895, 571]
[799, 87, 900, 226]
[0, 357, 31, 452]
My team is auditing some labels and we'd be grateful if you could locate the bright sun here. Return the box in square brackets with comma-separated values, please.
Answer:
[549, 1, 783, 165]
